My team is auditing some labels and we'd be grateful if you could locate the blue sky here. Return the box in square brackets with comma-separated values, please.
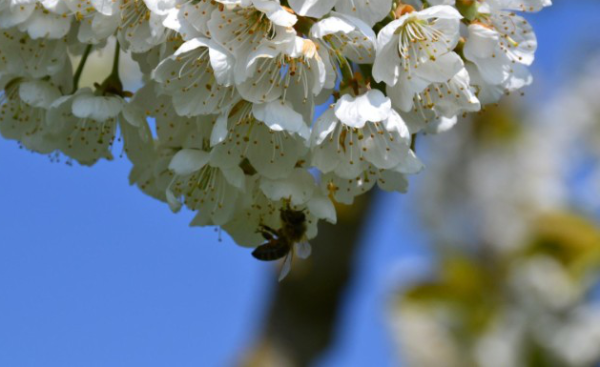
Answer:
[1, 1, 599, 366]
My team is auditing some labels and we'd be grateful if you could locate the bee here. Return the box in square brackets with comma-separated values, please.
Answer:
[252, 206, 312, 280]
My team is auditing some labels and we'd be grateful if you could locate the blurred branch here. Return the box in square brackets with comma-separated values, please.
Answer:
[241, 192, 375, 367]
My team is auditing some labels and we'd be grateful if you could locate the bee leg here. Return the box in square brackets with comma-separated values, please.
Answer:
[259, 224, 279, 237]
[260, 231, 274, 241]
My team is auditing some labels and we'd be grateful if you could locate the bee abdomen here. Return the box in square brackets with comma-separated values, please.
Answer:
[252, 242, 290, 261]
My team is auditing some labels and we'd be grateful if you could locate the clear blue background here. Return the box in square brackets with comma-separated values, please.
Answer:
[1, 2, 599, 366]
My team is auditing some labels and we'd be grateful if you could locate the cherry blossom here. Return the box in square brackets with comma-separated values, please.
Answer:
[0, 0, 551, 279]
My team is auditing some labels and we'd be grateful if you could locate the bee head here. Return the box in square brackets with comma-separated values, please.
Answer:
[280, 208, 306, 225]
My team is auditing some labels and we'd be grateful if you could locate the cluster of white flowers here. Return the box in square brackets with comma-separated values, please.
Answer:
[0, 0, 550, 267]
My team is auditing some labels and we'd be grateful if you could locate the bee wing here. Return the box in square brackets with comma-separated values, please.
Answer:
[294, 242, 312, 260]
[278, 252, 293, 282]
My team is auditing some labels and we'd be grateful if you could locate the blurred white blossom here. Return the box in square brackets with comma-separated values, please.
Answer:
[391, 52, 600, 367]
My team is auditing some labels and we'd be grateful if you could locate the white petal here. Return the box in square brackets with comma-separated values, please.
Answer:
[252, 100, 310, 140]
[294, 242, 312, 259]
[334, 90, 391, 128]
[307, 191, 337, 224]
[418, 4, 462, 20]
[414, 52, 464, 83]
[166, 188, 183, 213]
[311, 13, 377, 64]
[18, 80, 61, 108]
[335, 0, 392, 27]
[259, 169, 316, 206]
[288, 0, 337, 18]
[373, 24, 402, 85]
[220, 166, 246, 190]
[252, 0, 297, 27]
[72, 94, 123, 121]
[169, 149, 210, 176]
[210, 112, 229, 147]
[208, 40, 236, 86]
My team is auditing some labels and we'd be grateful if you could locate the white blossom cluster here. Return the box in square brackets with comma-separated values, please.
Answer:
[0, 0, 550, 257]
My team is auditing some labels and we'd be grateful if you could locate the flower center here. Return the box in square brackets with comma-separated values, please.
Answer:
[396, 18, 449, 73]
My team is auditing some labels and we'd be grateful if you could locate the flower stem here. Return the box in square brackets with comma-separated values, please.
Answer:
[336, 52, 359, 95]
[72, 44, 93, 93]
[96, 41, 127, 97]
[110, 41, 121, 79]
